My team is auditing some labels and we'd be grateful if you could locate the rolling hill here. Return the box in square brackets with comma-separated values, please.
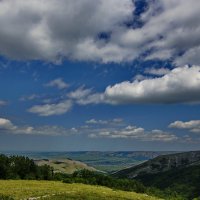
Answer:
[34, 158, 96, 174]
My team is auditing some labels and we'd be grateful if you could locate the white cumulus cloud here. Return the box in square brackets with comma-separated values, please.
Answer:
[0, 118, 17, 130]
[169, 120, 200, 133]
[104, 65, 200, 104]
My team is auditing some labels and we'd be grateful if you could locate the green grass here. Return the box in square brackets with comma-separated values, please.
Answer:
[0, 180, 161, 200]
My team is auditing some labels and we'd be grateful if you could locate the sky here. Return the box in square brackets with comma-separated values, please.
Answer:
[1, 0, 200, 151]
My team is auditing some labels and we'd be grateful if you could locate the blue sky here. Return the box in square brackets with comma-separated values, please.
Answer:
[0, 0, 200, 151]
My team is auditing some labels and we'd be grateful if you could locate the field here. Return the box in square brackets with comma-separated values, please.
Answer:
[0, 180, 161, 200]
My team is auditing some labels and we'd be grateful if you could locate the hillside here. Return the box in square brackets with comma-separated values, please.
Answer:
[114, 151, 200, 179]
[137, 165, 200, 199]
[0, 180, 161, 200]
[34, 159, 96, 174]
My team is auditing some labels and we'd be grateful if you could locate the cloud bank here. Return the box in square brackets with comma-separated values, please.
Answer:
[82, 118, 178, 142]
[0, 117, 198, 143]
[0, 0, 200, 64]
[0, 0, 133, 63]
[0, 117, 77, 136]
[89, 126, 177, 142]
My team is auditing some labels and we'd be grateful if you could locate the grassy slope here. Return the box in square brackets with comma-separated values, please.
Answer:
[0, 180, 161, 200]
[35, 159, 96, 174]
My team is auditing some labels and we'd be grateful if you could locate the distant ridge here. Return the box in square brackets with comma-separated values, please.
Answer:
[113, 151, 200, 179]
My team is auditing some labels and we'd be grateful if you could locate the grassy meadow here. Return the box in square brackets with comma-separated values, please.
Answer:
[0, 180, 161, 200]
